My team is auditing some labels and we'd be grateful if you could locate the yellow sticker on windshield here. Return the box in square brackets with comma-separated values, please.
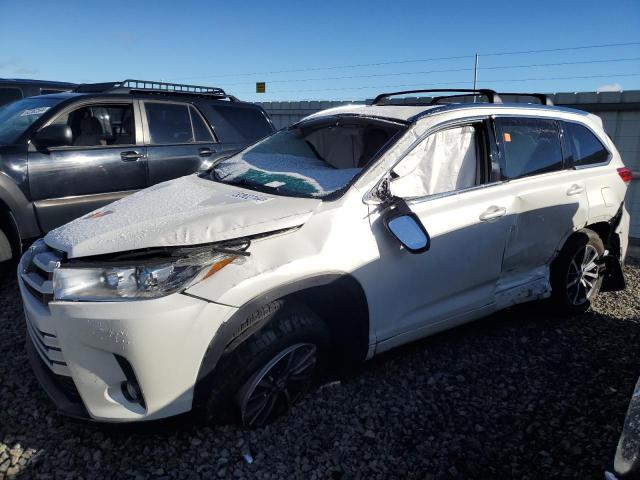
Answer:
[503, 132, 512, 142]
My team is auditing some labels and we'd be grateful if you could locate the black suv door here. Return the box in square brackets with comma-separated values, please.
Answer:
[142, 101, 219, 184]
[28, 100, 147, 232]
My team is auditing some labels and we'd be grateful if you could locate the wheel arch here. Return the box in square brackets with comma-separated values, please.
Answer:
[0, 197, 22, 261]
[192, 273, 370, 407]
[0, 172, 40, 241]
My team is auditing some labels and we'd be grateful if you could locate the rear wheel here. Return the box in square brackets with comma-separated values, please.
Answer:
[202, 300, 328, 428]
[550, 229, 604, 315]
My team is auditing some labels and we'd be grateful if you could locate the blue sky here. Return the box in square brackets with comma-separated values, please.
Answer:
[1, 0, 639, 101]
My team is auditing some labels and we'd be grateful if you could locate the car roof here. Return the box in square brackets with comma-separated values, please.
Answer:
[0, 78, 77, 88]
[302, 102, 593, 124]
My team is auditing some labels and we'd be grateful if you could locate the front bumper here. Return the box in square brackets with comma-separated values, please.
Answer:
[19, 255, 238, 422]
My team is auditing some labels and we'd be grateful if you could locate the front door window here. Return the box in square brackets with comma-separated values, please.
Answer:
[52, 104, 136, 147]
[391, 125, 479, 198]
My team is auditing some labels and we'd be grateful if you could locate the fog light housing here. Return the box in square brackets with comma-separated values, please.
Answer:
[121, 380, 142, 403]
[115, 354, 145, 408]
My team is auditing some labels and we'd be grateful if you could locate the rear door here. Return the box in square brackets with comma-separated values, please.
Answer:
[28, 100, 147, 231]
[142, 101, 219, 185]
[494, 116, 589, 286]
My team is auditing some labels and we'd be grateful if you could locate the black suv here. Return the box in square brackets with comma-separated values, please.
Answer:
[0, 78, 77, 107]
[0, 79, 275, 265]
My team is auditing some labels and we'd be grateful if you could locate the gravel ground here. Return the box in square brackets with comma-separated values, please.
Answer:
[1, 262, 639, 480]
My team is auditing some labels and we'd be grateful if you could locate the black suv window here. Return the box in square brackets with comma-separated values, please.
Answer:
[205, 104, 272, 143]
[495, 117, 563, 179]
[145, 102, 194, 144]
[52, 104, 136, 147]
[563, 122, 610, 166]
[0, 87, 23, 107]
[189, 106, 214, 142]
[40, 89, 67, 95]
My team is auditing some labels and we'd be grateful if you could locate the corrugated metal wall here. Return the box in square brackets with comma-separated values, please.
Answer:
[257, 91, 640, 238]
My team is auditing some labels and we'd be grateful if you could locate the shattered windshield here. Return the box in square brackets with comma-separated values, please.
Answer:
[0, 97, 63, 144]
[210, 119, 403, 198]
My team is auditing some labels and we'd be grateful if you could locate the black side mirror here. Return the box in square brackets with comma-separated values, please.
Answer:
[384, 201, 430, 253]
[32, 124, 73, 148]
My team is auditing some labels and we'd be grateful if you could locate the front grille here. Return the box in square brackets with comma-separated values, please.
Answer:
[21, 241, 63, 306]
[21, 241, 71, 377]
[28, 335, 83, 407]
[25, 310, 71, 375]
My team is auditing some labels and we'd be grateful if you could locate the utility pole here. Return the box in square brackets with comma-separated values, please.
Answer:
[472, 53, 479, 102]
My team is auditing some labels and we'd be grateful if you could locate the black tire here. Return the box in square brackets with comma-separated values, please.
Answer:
[0, 225, 16, 280]
[202, 299, 329, 427]
[549, 228, 605, 316]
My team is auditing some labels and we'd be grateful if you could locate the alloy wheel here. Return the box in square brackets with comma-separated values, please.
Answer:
[566, 244, 600, 306]
[238, 343, 317, 428]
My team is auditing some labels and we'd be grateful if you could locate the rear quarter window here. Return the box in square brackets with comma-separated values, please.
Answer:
[563, 122, 610, 166]
[203, 104, 273, 144]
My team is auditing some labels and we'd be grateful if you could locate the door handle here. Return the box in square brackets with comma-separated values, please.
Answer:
[120, 151, 144, 161]
[479, 205, 507, 222]
[566, 184, 584, 196]
[199, 147, 215, 157]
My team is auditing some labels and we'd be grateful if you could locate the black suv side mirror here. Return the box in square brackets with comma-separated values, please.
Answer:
[32, 125, 73, 148]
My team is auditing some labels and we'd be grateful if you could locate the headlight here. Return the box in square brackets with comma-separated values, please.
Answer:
[53, 249, 241, 302]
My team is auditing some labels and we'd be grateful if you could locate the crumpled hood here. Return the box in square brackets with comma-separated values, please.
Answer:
[45, 175, 321, 258]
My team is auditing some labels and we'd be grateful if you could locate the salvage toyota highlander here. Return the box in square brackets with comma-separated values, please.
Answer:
[18, 89, 632, 427]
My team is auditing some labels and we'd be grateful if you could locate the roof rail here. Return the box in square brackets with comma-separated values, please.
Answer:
[371, 89, 503, 105]
[74, 79, 235, 100]
[498, 92, 554, 106]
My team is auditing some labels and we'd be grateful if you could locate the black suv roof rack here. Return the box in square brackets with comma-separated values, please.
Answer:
[371, 88, 555, 107]
[73, 79, 237, 101]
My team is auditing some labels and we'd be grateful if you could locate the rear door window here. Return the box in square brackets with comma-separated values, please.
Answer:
[563, 122, 610, 166]
[494, 117, 563, 179]
[203, 104, 272, 143]
[145, 102, 194, 144]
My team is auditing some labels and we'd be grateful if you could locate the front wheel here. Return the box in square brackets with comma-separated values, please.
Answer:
[202, 300, 328, 428]
[0, 226, 13, 263]
[550, 229, 605, 315]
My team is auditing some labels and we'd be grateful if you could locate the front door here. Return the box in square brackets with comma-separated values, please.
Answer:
[370, 184, 515, 351]
[28, 101, 147, 232]
[367, 122, 515, 351]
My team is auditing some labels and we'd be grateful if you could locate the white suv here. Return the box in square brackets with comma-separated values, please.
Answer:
[18, 89, 632, 427]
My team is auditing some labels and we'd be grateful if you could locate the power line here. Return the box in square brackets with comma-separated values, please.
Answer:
[221, 57, 640, 86]
[237, 72, 640, 95]
[173, 41, 640, 80]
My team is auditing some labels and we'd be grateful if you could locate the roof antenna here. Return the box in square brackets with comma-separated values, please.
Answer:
[472, 53, 479, 103]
